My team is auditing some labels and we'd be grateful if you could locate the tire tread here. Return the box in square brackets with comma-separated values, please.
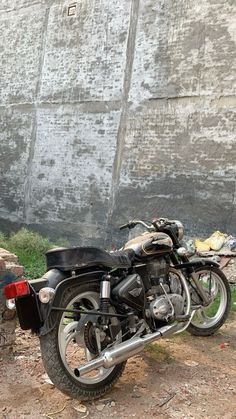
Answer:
[40, 283, 126, 400]
[187, 266, 231, 337]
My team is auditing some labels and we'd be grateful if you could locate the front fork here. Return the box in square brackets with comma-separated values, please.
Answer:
[190, 271, 211, 306]
[171, 252, 212, 307]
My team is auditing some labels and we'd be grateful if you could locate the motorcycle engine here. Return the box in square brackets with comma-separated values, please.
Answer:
[141, 259, 185, 322]
[148, 293, 184, 321]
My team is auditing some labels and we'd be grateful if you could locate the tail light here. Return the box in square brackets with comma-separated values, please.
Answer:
[4, 280, 30, 300]
[38, 287, 55, 303]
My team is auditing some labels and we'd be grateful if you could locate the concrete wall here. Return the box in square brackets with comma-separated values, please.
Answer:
[0, 0, 235, 247]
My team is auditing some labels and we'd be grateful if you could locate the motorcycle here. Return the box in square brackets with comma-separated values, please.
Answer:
[4, 217, 231, 400]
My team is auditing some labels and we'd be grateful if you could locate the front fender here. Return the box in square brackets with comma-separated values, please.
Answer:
[39, 269, 105, 336]
[174, 258, 219, 270]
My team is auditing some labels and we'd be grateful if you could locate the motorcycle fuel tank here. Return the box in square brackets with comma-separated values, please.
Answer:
[124, 232, 173, 258]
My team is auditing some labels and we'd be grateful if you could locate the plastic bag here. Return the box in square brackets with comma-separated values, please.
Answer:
[195, 231, 227, 252]
[204, 231, 227, 251]
[185, 239, 196, 256]
[195, 239, 210, 252]
[224, 235, 236, 251]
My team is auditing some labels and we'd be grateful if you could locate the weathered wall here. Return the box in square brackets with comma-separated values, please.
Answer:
[0, 0, 236, 247]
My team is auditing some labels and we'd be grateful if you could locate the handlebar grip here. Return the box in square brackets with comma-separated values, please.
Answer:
[119, 221, 136, 230]
[119, 223, 130, 230]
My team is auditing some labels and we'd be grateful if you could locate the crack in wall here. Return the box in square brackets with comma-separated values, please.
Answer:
[107, 0, 140, 229]
[226, 175, 236, 232]
[1, 94, 236, 112]
[23, 3, 52, 223]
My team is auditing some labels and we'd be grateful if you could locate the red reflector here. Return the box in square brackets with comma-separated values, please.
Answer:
[4, 280, 30, 300]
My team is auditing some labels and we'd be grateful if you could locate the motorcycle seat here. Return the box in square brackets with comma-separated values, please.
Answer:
[46, 246, 135, 272]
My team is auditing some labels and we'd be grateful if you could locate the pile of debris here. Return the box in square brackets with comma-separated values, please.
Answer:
[185, 231, 236, 257]
[0, 248, 23, 350]
[184, 231, 236, 285]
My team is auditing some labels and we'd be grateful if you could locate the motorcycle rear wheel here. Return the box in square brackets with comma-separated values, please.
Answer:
[187, 266, 231, 336]
[40, 282, 126, 400]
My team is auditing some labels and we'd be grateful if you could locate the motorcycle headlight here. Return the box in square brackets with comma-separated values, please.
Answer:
[174, 220, 184, 240]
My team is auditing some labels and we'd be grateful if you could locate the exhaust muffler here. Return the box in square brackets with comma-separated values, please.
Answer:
[74, 322, 182, 377]
[74, 268, 191, 378]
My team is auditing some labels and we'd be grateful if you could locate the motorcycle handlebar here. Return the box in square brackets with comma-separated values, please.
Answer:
[119, 217, 177, 232]
[119, 223, 132, 230]
[119, 220, 154, 231]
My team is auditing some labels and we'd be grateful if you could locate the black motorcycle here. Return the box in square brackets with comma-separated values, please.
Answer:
[4, 217, 231, 400]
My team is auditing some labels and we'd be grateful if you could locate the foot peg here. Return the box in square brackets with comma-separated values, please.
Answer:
[175, 314, 190, 321]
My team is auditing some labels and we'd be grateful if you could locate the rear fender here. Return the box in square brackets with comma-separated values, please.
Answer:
[15, 269, 69, 332]
[39, 269, 105, 336]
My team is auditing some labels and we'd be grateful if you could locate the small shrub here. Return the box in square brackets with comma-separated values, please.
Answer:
[231, 287, 236, 312]
[0, 228, 68, 279]
[8, 228, 52, 254]
[0, 232, 8, 249]
[144, 343, 172, 363]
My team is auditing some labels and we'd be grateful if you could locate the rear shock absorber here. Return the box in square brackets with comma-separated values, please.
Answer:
[100, 275, 111, 325]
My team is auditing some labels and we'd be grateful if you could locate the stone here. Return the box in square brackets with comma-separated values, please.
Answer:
[0, 248, 23, 350]
[96, 404, 106, 411]
[5, 263, 24, 278]
[0, 250, 17, 263]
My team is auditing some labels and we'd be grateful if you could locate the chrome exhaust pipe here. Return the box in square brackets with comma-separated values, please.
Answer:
[75, 322, 183, 377]
[75, 268, 192, 378]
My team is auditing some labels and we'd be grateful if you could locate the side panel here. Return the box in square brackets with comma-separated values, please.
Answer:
[112, 273, 145, 311]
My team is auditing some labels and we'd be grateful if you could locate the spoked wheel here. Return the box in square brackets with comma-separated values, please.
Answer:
[188, 266, 231, 336]
[40, 282, 126, 400]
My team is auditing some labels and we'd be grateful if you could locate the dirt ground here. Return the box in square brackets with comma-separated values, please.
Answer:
[0, 263, 236, 419]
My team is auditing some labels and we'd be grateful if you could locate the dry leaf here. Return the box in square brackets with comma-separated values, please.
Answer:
[184, 360, 199, 367]
[96, 404, 105, 411]
[73, 404, 87, 413]
[44, 378, 54, 386]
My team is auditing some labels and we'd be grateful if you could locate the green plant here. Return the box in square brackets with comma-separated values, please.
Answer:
[0, 232, 8, 249]
[144, 343, 172, 363]
[205, 285, 236, 316]
[230, 286, 236, 312]
[0, 228, 68, 279]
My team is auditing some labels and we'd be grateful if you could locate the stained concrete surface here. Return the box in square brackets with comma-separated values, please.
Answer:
[0, 0, 235, 247]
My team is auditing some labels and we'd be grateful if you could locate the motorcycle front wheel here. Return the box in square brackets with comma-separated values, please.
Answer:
[187, 266, 231, 336]
[40, 282, 126, 400]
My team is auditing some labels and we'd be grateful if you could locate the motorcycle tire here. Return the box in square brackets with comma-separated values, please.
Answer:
[187, 266, 231, 337]
[40, 282, 126, 400]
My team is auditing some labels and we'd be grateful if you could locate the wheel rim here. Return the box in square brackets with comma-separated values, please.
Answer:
[191, 270, 227, 329]
[58, 291, 121, 384]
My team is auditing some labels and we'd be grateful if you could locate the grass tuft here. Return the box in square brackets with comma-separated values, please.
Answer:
[230, 286, 236, 312]
[0, 228, 68, 279]
[144, 343, 172, 363]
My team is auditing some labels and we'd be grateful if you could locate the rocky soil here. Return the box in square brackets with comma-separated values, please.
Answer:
[0, 261, 235, 419]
